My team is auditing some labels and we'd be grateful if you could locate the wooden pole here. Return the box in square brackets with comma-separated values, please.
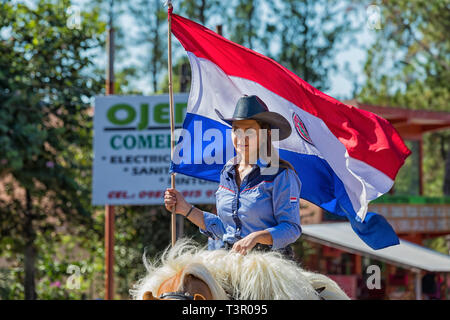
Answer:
[215, 25, 222, 36]
[415, 271, 422, 300]
[105, 0, 115, 300]
[168, 2, 177, 247]
[418, 138, 423, 196]
[105, 204, 115, 300]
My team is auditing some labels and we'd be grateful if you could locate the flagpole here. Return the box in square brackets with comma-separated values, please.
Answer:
[105, 0, 115, 300]
[167, 1, 176, 247]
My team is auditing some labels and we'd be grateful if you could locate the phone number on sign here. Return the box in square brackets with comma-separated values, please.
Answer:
[107, 189, 217, 199]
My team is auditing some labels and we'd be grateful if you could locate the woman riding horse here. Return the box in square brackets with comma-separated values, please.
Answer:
[164, 95, 302, 259]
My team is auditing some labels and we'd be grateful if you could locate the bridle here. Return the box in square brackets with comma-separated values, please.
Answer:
[158, 287, 325, 300]
[158, 291, 194, 300]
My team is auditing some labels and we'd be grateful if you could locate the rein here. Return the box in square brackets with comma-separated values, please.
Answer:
[158, 291, 194, 300]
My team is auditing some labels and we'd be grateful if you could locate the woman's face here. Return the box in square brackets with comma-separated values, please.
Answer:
[231, 119, 265, 163]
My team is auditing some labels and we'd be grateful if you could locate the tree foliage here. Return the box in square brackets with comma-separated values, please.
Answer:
[0, 0, 105, 299]
[357, 0, 450, 196]
[265, 0, 357, 92]
[129, 0, 167, 93]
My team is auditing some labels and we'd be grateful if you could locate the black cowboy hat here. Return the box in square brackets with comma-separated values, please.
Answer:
[214, 95, 292, 140]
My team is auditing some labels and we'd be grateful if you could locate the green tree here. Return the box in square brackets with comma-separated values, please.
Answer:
[265, 0, 357, 92]
[113, 204, 210, 299]
[357, 0, 450, 196]
[0, 0, 105, 299]
[227, 0, 261, 50]
[178, 0, 223, 26]
[129, 0, 166, 93]
[157, 0, 225, 94]
[158, 56, 189, 93]
[86, 0, 140, 95]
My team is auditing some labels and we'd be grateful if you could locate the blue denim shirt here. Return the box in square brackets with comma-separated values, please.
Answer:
[200, 156, 302, 250]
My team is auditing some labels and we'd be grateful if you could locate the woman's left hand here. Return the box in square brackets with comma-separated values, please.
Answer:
[232, 233, 259, 255]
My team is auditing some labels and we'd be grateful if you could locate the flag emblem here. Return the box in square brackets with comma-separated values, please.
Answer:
[292, 112, 314, 146]
[290, 197, 297, 203]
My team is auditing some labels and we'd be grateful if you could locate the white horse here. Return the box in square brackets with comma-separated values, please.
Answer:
[130, 238, 350, 300]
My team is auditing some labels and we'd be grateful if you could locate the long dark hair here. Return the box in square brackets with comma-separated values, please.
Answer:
[255, 120, 297, 174]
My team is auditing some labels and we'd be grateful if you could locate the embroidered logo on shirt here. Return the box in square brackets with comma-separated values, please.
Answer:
[290, 197, 298, 203]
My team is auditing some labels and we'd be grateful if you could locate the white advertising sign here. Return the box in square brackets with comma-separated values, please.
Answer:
[92, 94, 218, 205]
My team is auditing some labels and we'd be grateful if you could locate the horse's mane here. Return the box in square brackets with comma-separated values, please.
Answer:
[130, 238, 350, 300]
[129, 239, 228, 300]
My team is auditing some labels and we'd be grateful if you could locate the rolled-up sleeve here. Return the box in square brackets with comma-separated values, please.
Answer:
[266, 169, 302, 249]
[199, 211, 226, 240]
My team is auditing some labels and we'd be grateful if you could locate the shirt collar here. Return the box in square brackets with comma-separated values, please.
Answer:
[223, 154, 271, 172]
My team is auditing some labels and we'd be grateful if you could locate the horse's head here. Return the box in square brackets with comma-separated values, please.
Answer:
[142, 263, 215, 300]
